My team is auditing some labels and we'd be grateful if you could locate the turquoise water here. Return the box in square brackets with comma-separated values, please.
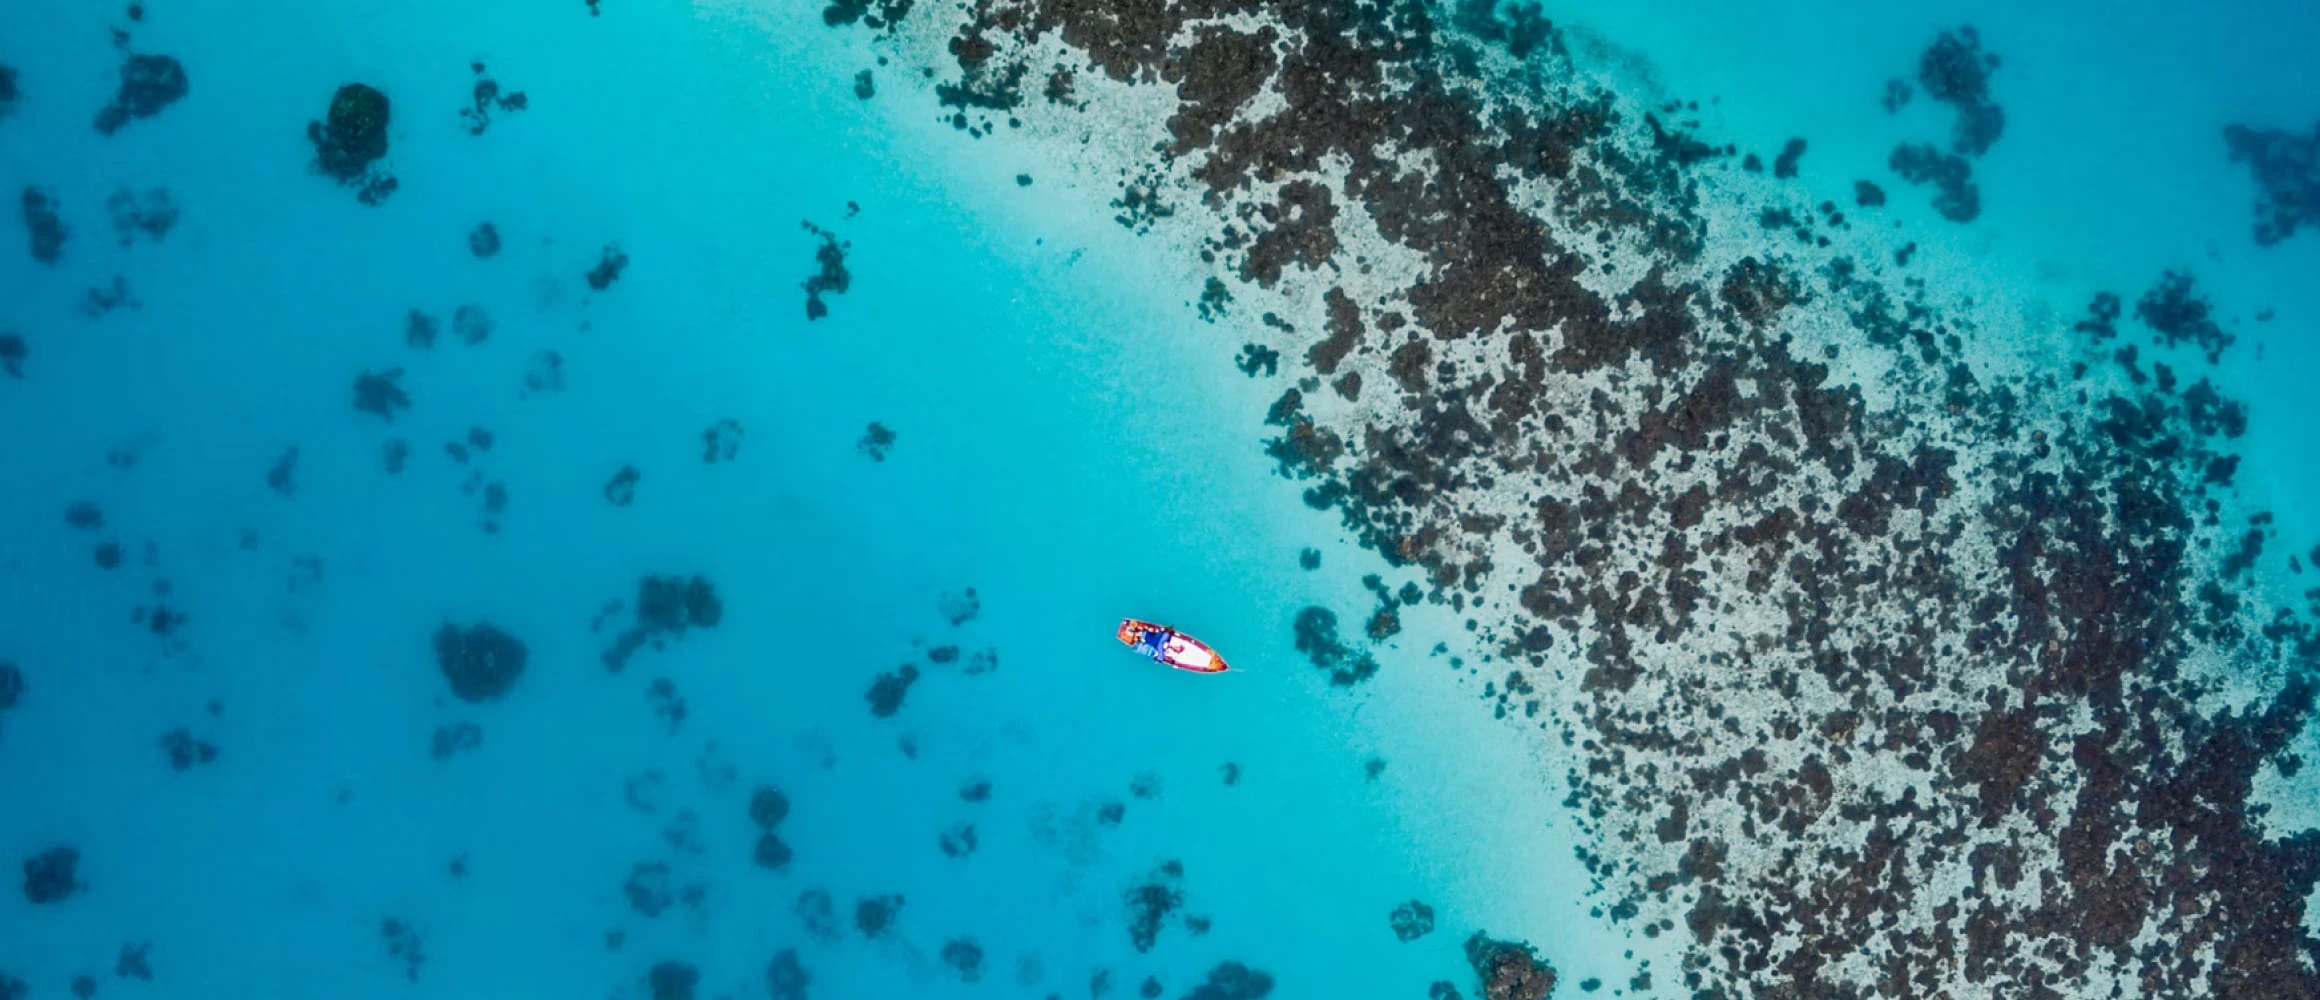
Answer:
[1, 2, 1623, 996]
[6, 1, 2320, 998]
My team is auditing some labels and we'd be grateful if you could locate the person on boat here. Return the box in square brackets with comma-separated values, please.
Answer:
[1133, 625, 1170, 660]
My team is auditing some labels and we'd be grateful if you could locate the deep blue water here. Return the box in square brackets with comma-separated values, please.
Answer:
[4, 0, 2319, 997]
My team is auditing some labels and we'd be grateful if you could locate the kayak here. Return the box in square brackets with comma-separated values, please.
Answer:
[1116, 618, 1230, 674]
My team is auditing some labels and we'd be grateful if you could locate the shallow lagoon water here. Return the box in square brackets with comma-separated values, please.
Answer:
[5, 0, 2320, 998]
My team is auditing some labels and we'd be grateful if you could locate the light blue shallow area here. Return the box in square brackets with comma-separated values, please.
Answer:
[0, 1, 1617, 997]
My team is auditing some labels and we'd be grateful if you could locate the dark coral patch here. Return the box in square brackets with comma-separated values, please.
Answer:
[801, 221, 851, 319]
[1180, 962, 1274, 1000]
[353, 368, 411, 421]
[586, 243, 630, 291]
[1915, 27, 2005, 156]
[433, 621, 527, 703]
[858, 421, 897, 461]
[600, 574, 722, 671]
[22, 187, 66, 265]
[105, 187, 176, 245]
[1389, 899, 1435, 942]
[940, 938, 984, 981]
[2225, 121, 2320, 246]
[93, 53, 187, 135]
[308, 83, 396, 203]
[2134, 269, 2233, 363]
[1464, 933, 1553, 1000]
[22, 846, 82, 904]
[854, 893, 903, 936]
[1889, 142, 1979, 222]
[469, 222, 501, 257]
[766, 950, 810, 1000]
[1291, 606, 1378, 686]
[1123, 860, 1185, 953]
[865, 664, 920, 717]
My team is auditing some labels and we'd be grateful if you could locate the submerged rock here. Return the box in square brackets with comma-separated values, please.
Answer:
[800, 222, 851, 319]
[2135, 269, 2234, 363]
[432, 621, 527, 702]
[1123, 860, 1185, 953]
[1772, 137, 1807, 178]
[1888, 142, 1979, 222]
[1291, 606, 1377, 686]
[753, 832, 794, 869]
[308, 83, 396, 203]
[854, 893, 903, 936]
[311, 83, 389, 179]
[468, 222, 501, 257]
[114, 941, 152, 980]
[646, 960, 697, 1000]
[267, 446, 300, 496]
[64, 502, 103, 530]
[586, 244, 630, 291]
[429, 721, 483, 760]
[765, 949, 810, 1000]
[160, 728, 218, 770]
[105, 187, 177, 245]
[352, 368, 410, 420]
[1464, 933, 1554, 1000]
[940, 939, 984, 981]
[452, 304, 492, 345]
[1180, 962, 1274, 1000]
[603, 465, 640, 507]
[624, 862, 673, 916]
[22, 187, 66, 265]
[22, 846, 82, 904]
[1389, 899, 1436, 942]
[939, 822, 978, 858]
[601, 574, 723, 671]
[864, 664, 919, 717]
[523, 349, 566, 394]
[2225, 121, 2320, 246]
[460, 63, 528, 136]
[93, 54, 187, 135]
[701, 419, 744, 463]
[939, 587, 979, 625]
[857, 421, 896, 461]
[795, 888, 839, 940]
[749, 785, 791, 828]
[381, 918, 424, 980]
[404, 309, 439, 348]
[1915, 27, 2005, 157]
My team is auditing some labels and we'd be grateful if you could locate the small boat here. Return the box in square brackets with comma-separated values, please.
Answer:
[1116, 618, 1230, 674]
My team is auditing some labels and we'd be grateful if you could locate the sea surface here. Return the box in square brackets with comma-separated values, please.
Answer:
[2, 2, 2317, 999]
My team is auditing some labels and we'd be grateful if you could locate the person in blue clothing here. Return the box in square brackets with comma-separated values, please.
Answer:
[1133, 626, 1171, 661]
